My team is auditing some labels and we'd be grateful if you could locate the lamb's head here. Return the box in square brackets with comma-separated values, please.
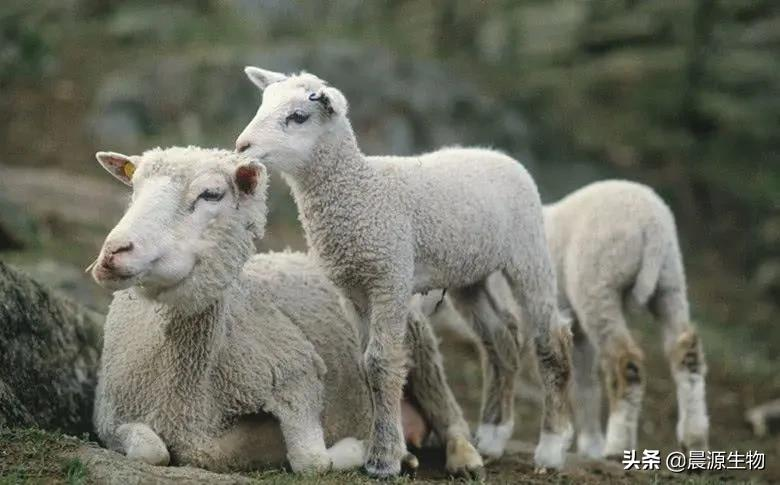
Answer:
[235, 67, 349, 174]
[91, 146, 267, 307]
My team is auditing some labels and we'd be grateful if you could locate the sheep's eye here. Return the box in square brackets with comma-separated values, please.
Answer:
[286, 111, 310, 125]
[197, 189, 225, 202]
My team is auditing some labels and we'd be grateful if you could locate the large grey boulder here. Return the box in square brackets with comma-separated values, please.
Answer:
[0, 261, 102, 434]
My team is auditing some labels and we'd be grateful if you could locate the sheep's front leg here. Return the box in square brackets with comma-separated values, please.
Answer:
[405, 309, 484, 479]
[116, 423, 170, 466]
[570, 322, 606, 458]
[277, 408, 331, 473]
[363, 287, 412, 478]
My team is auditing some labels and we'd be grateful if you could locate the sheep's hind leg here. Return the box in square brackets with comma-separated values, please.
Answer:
[404, 308, 484, 479]
[116, 423, 170, 466]
[601, 334, 644, 457]
[503, 260, 574, 472]
[363, 287, 413, 478]
[651, 277, 709, 451]
[448, 282, 521, 462]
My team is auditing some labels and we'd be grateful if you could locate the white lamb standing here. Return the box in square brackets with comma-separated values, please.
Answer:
[90, 146, 484, 478]
[235, 68, 573, 476]
[434, 180, 710, 458]
[543, 180, 709, 457]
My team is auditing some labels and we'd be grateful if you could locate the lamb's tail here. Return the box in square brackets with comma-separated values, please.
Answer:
[629, 224, 668, 308]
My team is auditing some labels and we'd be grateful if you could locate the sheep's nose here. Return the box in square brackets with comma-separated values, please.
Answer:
[108, 242, 134, 256]
[101, 241, 134, 269]
[236, 140, 251, 153]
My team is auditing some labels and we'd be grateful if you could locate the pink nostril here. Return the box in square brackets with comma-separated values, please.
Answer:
[236, 141, 250, 153]
[100, 242, 133, 271]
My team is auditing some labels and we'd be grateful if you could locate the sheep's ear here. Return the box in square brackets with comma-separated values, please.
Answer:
[244, 66, 287, 90]
[95, 151, 137, 186]
[235, 161, 265, 197]
[310, 86, 349, 117]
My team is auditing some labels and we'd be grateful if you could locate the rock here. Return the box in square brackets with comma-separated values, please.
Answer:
[0, 428, 253, 484]
[0, 195, 40, 251]
[18, 259, 112, 312]
[0, 261, 103, 434]
[0, 164, 127, 232]
[76, 445, 254, 485]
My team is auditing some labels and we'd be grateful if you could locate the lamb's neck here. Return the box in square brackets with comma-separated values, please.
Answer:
[159, 299, 227, 388]
[292, 127, 372, 195]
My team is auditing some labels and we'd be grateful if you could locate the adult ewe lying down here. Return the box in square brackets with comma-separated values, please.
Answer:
[236, 68, 573, 475]
[90, 147, 483, 477]
[435, 180, 709, 458]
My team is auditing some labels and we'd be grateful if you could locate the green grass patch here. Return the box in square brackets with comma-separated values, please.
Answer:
[62, 458, 87, 485]
[0, 428, 84, 484]
[246, 469, 416, 485]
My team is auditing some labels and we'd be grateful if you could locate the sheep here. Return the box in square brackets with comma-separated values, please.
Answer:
[424, 268, 531, 463]
[235, 68, 573, 475]
[90, 146, 484, 478]
[433, 180, 710, 458]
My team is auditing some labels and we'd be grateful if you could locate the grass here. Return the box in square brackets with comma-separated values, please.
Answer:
[62, 459, 87, 485]
[0, 426, 770, 484]
[246, 470, 417, 485]
[0, 428, 84, 484]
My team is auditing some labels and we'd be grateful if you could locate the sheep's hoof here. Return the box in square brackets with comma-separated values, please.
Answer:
[576, 433, 605, 459]
[119, 423, 170, 466]
[446, 436, 485, 480]
[474, 421, 512, 462]
[602, 443, 631, 460]
[678, 418, 709, 453]
[679, 437, 709, 454]
[126, 446, 170, 467]
[401, 452, 419, 478]
[463, 466, 486, 481]
[363, 454, 403, 479]
[533, 426, 572, 471]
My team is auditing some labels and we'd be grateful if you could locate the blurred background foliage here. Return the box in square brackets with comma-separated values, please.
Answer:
[2, 0, 777, 341]
[0, 0, 778, 426]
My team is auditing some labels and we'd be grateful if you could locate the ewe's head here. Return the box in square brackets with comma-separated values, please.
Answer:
[91, 147, 267, 308]
[235, 68, 349, 174]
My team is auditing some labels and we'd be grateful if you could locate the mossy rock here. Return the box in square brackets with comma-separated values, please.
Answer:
[0, 261, 103, 434]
